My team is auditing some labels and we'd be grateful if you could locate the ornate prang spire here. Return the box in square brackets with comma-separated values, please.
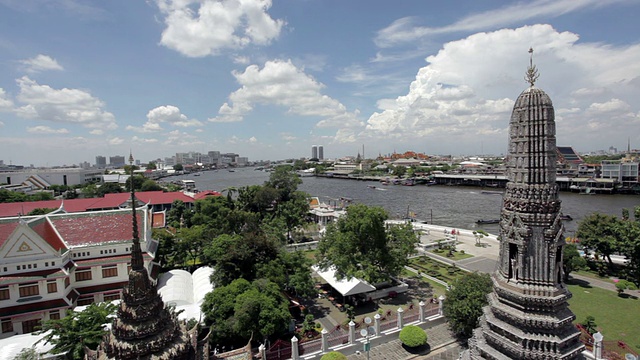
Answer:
[129, 151, 143, 271]
[525, 47, 540, 87]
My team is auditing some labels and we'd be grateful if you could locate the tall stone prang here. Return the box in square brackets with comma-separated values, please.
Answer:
[466, 49, 584, 359]
[89, 153, 200, 360]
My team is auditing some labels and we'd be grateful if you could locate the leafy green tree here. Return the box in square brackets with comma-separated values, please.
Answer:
[265, 166, 302, 202]
[49, 184, 70, 196]
[393, 165, 407, 177]
[201, 278, 290, 344]
[27, 208, 57, 216]
[276, 191, 310, 241]
[204, 233, 279, 286]
[581, 315, 597, 335]
[140, 179, 163, 192]
[0, 190, 54, 203]
[124, 175, 145, 192]
[256, 250, 316, 299]
[13, 348, 39, 360]
[576, 213, 621, 266]
[173, 163, 184, 171]
[232, 279, 291, 340]
[152, 228, 177, 268]
[167, 200, 191, 228]
[36, 302, 117, 359]
[146, 161, 157, 170]
[175, 225, 207, 267]
[80, 183, 98, 198]
[316, 204, 419, 284]
[563, 243, 587, 282]
[96, 182, 123, 197]
[123, 165, 140, 174]
[442, 272, 492, 339]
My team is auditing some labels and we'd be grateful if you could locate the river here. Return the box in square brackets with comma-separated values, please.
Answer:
[169, 168, 640, 237]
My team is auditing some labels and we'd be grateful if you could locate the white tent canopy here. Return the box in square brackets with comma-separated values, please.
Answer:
[157, 266, 214, 320]
[312, 265, 375, 296]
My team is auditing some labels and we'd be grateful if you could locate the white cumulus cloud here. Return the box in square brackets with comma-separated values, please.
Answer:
[14, 76, 117, 130]
[361, 24, 640, 153]
[127, 105, 202, 133]
[27, 125, 69, 134]
[108, 137, 124, 145]
[375, 0, 618, 48]
[20, 54, 64, 73]
[155, 0, 284, 57]
[210, 59, 361, 128]
[0, 88, 14, 111]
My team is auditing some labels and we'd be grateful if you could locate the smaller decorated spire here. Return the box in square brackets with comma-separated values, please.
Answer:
[129, 151, 143, 271]
[525, 47, 540, 87]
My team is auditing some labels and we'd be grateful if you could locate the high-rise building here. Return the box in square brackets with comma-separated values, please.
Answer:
[465, 50, 584, 359]
[311, 145, 318, 159]
[96, 156, 107, 169]
[109, 156, 125, 168]
[318, 145, 324, 160]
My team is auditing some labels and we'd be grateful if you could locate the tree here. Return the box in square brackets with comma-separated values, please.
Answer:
[124, 175, 145, 192]
[256, 250, 316, 299]
[167, 200, 190, 228]
[173, 163, 184, 171]
[140, 179, 163, 192]
[175, 225, 207, 267]
[80, 183, 98, 198]
[146, 161, 157, 170]
[204, 233, 279, 286]
[265, 166, 302, 202]
[576, 213, 620, 266]
[201, 278, 290, 344]
[563, 243, 586, 282]
[13, 348, 39, 360]
[36, 302, 117, 359]
[96, 182, 123, 197]
[442, 272, 492, 339]
[581, 315, 597, 335]
[276, 191, 310, 241]
[27, 208, 57, 216]
[399, 325, 428, 347]
[316, 204, 419, 284]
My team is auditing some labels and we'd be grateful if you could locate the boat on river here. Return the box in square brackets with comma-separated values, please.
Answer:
[476, 219, 500, 224]
[560, 214, 573, 221]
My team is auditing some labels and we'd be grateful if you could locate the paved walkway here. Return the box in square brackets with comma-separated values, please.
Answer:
[346, 322, 462, 360]
[413, 223, 640, 295]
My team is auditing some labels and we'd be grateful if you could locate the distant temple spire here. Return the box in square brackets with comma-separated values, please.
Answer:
[525, 47, 540, 87]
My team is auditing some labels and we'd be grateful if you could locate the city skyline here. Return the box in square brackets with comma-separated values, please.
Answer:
[0, 0, 639, 167]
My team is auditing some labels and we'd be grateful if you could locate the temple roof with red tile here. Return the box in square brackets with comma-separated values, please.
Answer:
[0, 191, 195, 218]
[49, 211, 144, 247]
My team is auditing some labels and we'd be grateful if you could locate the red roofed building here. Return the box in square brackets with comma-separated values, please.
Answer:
[0, 191, 194, 219]
[0, 206, 158, 337]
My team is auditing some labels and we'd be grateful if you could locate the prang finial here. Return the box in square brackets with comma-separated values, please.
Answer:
[525, 47, 540, 87]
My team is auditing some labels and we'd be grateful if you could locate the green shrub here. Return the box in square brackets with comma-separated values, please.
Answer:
[320, 351, 348, 360]
[399, 325, 428, 347]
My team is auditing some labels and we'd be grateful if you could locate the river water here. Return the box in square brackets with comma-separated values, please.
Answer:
[170, 168, 640, 237]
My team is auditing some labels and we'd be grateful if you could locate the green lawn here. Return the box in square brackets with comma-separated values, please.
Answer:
[573, 270, 615, 284]
[430, 249, 474, 261]
[567, 282, 640, 352]
[408, 256, 466, 283]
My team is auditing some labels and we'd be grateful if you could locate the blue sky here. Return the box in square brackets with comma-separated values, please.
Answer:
[0, 0, 639, 166]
